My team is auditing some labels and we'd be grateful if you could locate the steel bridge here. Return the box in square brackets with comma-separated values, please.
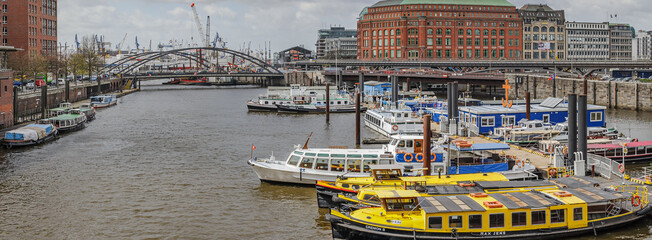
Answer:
[101, 47, 284, 78]
[292, 59, 652, 77]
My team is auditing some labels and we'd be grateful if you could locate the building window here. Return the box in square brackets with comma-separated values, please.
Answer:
[445, 28, 451, 35]
[445, 49, 451, 58]
[458, 50, 463, 58]
[590, 112, 603, 122]
[458, 38, 464, 46]
[436, 29, 442, 35]
[475, 38, 480, 46]
[483, 29, 489, 35]
[500, 30, 505, 36]
[426, 49, 433, 58]
[436, 50, 442, 58]
[427, 29, 433, 35]
[458, 29, 464, 35]
[481, 117, 495, 127]
[491, 30, 497, 36]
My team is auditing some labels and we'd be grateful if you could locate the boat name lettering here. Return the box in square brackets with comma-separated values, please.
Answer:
[480, 232, 505, 236]
[391, 220, 402, 224]
[365, 225, 385, 232]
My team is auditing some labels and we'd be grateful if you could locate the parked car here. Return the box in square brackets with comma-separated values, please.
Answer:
[25, 82, 35, 89]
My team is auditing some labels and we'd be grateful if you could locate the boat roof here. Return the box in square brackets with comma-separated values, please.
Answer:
[624, 140, 652, 148]
[548, 176, 602, 189]
[425, 185, 484, 195]
[450, 143, 511, 152]
[293, 148, 391, 155]
[419, 195, 487, 213]
[460, 101, 606, 115]
[369, 164, 405, 170]
[376, 190, 422, 199]
[49, 114, 83, 120]
[562, 187, 626, 204]
[475, 180, 557, 189]
[587, 143, 622, 150]
[488, 191, 563, 209]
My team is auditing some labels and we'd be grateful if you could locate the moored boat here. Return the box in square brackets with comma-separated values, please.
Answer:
[90, 95, 117, 108]
[41, 113, 87, 133]
[2, 124, 58, 148]
[47, 102, 72, 117]
[72, 104, 96, 121]
[327, 185, 651, 240]
[364, 108, 424, 137]
[588, 140, 652, 162]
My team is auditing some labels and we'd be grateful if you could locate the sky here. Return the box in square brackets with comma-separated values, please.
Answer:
[59, 0, 652, 53]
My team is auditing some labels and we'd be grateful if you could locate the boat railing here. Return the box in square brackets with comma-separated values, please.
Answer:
[611, 185, 648, 210]
[588, 154, 623, 180]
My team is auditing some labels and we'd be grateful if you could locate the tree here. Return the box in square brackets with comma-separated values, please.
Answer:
[79, 36, 102, 80]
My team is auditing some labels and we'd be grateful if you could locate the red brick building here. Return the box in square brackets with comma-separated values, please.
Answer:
[357, 0, 523, 60]
[2, 0, 58, 58]
[0, 71, 13, 128]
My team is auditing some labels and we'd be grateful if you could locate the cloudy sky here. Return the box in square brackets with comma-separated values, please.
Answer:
[59, 0, 651, 53]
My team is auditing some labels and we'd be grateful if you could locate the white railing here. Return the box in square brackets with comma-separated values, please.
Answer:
[588, 154, 622, 180]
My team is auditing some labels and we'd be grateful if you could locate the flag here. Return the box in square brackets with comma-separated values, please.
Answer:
[252, 144, 256, 150]
[548, 74, 556, 81]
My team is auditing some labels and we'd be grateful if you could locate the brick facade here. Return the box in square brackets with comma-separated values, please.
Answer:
[2, 0, 58, 58]
[358, 0, 523, 60]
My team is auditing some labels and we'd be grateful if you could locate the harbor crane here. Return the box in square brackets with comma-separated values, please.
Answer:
[116, 33, 128, 53]
[190, 3, 210, 47]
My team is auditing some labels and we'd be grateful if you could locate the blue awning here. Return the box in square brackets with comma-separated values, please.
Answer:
[449, 143, 511, 152]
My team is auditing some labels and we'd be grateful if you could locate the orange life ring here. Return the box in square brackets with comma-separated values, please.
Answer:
[516, 159, 525, 168]
[416, 153, 424, 162]
[404, 153, 414, 162]
[618, 164, 625, 173]
[430, 154, 436, 162]
[392, 125, 399, 131]
[548, 168, 557, 178]
[632, 195, 641, 207]
[563, 147, 568, 155]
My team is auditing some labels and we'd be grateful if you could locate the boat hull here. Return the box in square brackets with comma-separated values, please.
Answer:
[2, 130, 58, 148]
[246, 101, 278, 112]
[328, 207, 650, 240]
[92, 102, 117, 109]
[57, 122, 86, 133]
[248, 159, 370, 185]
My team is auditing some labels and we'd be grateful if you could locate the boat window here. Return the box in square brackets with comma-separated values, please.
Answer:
[542, 115, 550, 123]
[550, 209, 565, 223]
[512, 212, 527, 226]
[331, 159, 345, 171]
[449, 215, 463, 228]
[573, 207, 583, 221]
[347, 159, 361, 172]
[315, 158, 329, 170]
[415, 140, 422, 148]
[590, 112, 602, 122]
[532, 210, 546, 225]
[287, 155, 301, 166]
[318, 153, 330, 157]
[347, 154, 362, 158]
[265, 101, 269, 104]
[406, 140, 413, 148]
[362, 194, 379, 202]
[489, 213, 504, 228]
[404, 113, 409, 117]
[331, 154, 346, 158]
[398, 141, 405, 147]
[535, 123, 543, 128]
[362, 160, 378, 173]
[363, 154, 378, 158]
[428, 217, 443, 229]
[386, 198, 417, 211]
[469, 214, 482, 229]
[294, 151, 304, 155]
[337, 101, 341, 104]
[305, 152, 316, 157]
[300, 157, 315, 169]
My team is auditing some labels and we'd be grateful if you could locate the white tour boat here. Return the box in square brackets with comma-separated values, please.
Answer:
[363, 108, 423, 137]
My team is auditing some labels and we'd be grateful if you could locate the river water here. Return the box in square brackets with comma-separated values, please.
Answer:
[0, 82, 650, 239]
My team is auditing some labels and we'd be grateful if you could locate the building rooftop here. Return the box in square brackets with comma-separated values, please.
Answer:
[519, 4, 555, 12]
[370, 0, 514, 8]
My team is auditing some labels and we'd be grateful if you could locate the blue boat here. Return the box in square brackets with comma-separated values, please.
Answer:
[2, 124, 58, 148]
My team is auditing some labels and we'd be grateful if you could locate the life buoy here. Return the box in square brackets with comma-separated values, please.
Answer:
[416, 153, 424, 162]
[516, 159, 525, 168]
[548, 168, 557, 178]
[404, 153, 414, 162]
[392, 125, 399, 131]
[430, 154, 436, 162]
[632, 195, 641, 207]
[563, 147, 568, 155]
[548, 145, 553, 153]
[634, 138, 639, 142]
[619, 164, 625, 173]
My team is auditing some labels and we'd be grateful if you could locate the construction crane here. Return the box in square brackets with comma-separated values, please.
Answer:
[190, 3, 209, 47]
[116, 33, 127, 53]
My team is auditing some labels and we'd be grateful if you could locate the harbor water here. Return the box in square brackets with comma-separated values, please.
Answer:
[0, 83, 651, 239]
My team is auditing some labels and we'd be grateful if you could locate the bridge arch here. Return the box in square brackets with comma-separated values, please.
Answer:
[101, 47, 281, 75]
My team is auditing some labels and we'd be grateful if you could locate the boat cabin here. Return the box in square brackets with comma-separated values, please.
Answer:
[370, 165, 403, 181]
[447, 143, 512, 174]
[285, 149, 394, 173]
[47, 102, 72, 117]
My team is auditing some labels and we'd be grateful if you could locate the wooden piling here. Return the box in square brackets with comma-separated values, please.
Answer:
[326, 83, 330, 123]
[525, 92, 531, 120]
[355, 92, 361, 146]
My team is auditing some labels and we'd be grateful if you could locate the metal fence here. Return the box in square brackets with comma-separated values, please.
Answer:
[588, 154, 623, 180]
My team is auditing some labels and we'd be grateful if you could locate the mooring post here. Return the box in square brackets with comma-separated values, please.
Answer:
[578, 95, 588, 170]
[355, 92, 361, 147]
[568, 94, 577, 162]
[326, 83, 330, 123]
[65, 78, 70, 102]
[423, 114, 432, 176]
[12, 87, 18, 124]
[525, 92, 531, 120]
[41, 85, 48, 119]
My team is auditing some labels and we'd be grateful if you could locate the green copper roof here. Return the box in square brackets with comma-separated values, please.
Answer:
[371, 0, 514, 7]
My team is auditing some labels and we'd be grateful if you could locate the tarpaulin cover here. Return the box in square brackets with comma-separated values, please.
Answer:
[26, 124, 53, 134]
[448, 162, 509, 174]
